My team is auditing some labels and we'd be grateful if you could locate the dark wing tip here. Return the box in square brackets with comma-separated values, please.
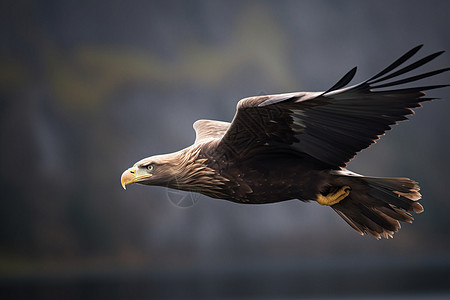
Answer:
[370, 67, 450, 89]
[366, 45, 424, 82]
[323, 66, 357, 94]
[369, 50, 447, 86]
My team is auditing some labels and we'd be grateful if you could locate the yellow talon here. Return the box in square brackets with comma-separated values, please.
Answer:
[317, 185, 351, 206]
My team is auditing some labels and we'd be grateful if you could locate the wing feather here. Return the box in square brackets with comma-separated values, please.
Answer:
[369, 50, 445, 84]
[323, 67, 358, 94]
[219, 46, 448, 167]
[193, 119, 230, 144]
[366, 44, 423, 82]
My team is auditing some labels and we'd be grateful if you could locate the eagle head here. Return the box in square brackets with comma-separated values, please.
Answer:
[120, 152, 183, 190]
[120, 145, 213, 191]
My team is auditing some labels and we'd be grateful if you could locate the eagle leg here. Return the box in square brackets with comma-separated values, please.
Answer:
[317, 186, 351, 206]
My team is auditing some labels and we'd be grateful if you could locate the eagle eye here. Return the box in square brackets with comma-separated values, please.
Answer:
[146, 164, 154, 172]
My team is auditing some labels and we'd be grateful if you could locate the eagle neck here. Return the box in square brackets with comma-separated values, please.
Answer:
[167, 144, 228, 197]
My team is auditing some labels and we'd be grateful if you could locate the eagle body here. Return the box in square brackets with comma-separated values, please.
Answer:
[121, 45, 448, 239]
[196, 145, 329, 204]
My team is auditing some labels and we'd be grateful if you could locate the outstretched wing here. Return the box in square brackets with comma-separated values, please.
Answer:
[219, 45, 449, 167]
[193, 119, 230, 144]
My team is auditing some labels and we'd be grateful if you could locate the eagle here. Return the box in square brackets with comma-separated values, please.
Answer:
[121, 45, 448, 239]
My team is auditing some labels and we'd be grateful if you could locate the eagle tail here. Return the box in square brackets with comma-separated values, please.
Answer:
[331, 176, 423, 239]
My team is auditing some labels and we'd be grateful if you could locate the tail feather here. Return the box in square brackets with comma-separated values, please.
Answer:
[375, 205, 414, 223]
[332, 176, 423, 239]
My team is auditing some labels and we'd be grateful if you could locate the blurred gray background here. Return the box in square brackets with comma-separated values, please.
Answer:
[1, 0, 450, 299]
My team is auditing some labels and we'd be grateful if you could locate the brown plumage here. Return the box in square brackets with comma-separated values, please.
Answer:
[121, 45, 449, 239]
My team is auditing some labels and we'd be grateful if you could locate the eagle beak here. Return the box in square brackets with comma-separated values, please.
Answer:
[121, 167, 152, 190]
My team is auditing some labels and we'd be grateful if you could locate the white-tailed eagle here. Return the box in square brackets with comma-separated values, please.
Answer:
[121, 45, 448, 239]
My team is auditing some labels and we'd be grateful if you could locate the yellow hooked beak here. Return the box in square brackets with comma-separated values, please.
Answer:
[120, 167, 153, 190]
